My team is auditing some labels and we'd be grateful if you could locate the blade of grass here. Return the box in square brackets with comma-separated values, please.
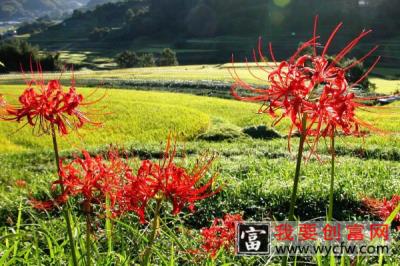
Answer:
[105, 195, 113, 255]
[12, 200, 23, 258]
[330, 252, 335, 266]
[169, 244, 175, 266]
[159, 219, 193, 261]
[0, 247, 13, 264]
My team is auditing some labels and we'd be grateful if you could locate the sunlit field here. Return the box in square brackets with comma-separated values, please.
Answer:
[1, 84, 399, 153]
[1, 64, 398, 95]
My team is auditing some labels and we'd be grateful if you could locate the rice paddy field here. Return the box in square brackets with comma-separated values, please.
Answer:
[1, 65, 398, 94]
[0, 66, 400, 265]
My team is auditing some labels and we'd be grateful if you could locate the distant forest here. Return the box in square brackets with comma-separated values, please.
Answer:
[0, 0, 89, 20]
[25, 0, 400, 67]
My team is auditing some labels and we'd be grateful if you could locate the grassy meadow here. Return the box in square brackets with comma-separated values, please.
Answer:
[0, 67, 400, 265]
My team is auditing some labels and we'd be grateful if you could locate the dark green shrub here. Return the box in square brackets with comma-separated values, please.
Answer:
[339, 57, 375, 92]
[197, 119, 244, 142]
[158, 48, 178, 66]
[197, 127, 244, 142]
[115, 51, 157, 68]
[138, 53, 156, 67]
[242, 125, 282, 139]
[115, 50, 140, 68]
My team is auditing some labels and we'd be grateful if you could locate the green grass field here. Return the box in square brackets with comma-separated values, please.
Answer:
[1, 65, 399, 97]
[370, 78, 400, 94]
[1, 84, 399, 153]
[0, 85, 267, 153]
[1, 67, 400, 265]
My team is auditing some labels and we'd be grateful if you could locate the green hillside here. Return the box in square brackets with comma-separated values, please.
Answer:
[27, 0, 400, 68]
[0, 0, 88, 21]
[86, 0, 123, 10]
[31, 0, 147, 40]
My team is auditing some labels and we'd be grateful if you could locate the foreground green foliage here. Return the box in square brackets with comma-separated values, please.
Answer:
[1, 139, 399, 265]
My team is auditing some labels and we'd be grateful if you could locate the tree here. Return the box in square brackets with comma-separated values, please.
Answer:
[40, 52, 61, 72]
[115, 51, 157, 68]
[185, 1, 217, 37]
[158, 48, 178, 66]
[115, 51, 140, 68]
[340, 58, 374, 92]
[0, 39, 59, 73]
[138, 53, 156, 67]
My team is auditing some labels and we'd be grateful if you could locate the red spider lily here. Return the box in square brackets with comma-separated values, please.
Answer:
[363, 195, 400, 230]
[379, 195, 400, 223]
[145, 137, 220, 214]
[30, 193, 69, 211]
[115, 160, 156, 223]
[306, 83, 382, 149]
[1, 67, 102, 135]
[120, 137, 221, 222]
[230, 16, 381, 148]
[199, 214, 243, 258]
[265, 59, 316, 132]
[30, 149, 133, 212]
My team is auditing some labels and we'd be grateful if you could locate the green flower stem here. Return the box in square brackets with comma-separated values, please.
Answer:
[142, 197, 163, 266]
[328, 136, 335, 222]
[288, 114, 308, 221]
[50, 124, 78, 266]
[85, 202, 92, 266]
[283, 115, 307, 266]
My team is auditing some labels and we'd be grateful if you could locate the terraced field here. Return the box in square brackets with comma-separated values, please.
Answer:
[0, 68, 399, 265]
[1, 65, 398, 94]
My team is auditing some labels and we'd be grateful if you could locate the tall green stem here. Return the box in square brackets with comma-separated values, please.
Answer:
[142, 197, 162, 266]
[283, 115, 307, 266]
[85, 202, 92, 266]
[328, 136, 335, 222]
[288, 115, 308, 221]
[50, 124, 78, 266]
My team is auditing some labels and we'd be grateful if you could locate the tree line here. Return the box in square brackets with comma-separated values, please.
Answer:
[0, 39, 60, 73]
[115, 48, 179, 68]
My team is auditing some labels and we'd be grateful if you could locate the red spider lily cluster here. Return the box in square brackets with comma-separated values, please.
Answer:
[230, 16, 381, 151]
[31, 150, 128, 211]
[363, 195, 400, 230]
[198, 214, 243, 258]
[31, 139, 220, 223]
[117, 138, 220, 222]
[129, 138, 220, 216]
[1, 72, 101, 135]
